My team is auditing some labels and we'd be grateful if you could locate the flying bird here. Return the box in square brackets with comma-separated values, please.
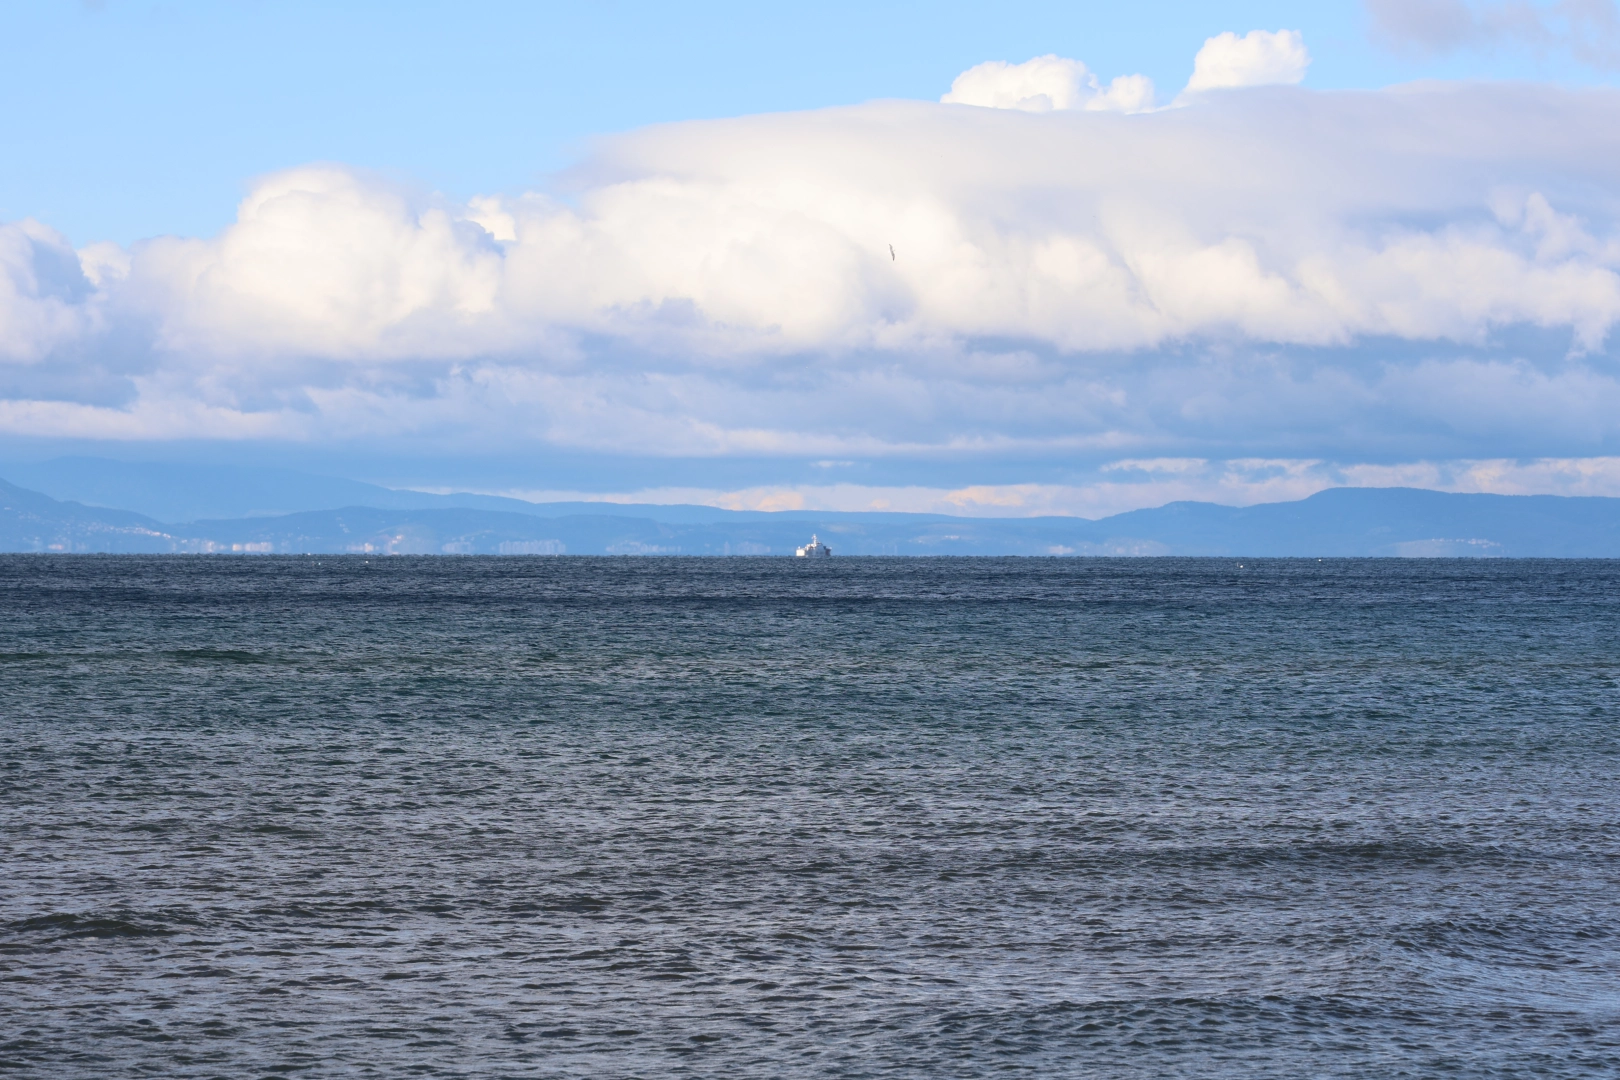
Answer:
[889, 244, 895, 261]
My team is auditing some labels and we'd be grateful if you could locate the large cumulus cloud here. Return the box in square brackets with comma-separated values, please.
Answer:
[107, 85, 1620, 358]
[5, 68, 1620, 490]
[0, 219, 104, 362]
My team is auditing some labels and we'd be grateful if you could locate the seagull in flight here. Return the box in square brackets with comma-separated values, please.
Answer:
[889, 244, 895, 261]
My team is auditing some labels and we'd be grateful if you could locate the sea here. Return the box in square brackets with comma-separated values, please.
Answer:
[2, 555, 1617, 1078]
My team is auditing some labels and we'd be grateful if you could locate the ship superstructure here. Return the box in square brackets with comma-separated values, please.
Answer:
[795, 534, 831, 557]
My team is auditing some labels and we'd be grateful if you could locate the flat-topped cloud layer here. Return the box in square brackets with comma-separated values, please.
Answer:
[3, 49, 1620, 508]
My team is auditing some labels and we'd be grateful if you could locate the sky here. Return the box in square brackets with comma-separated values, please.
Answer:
[4, 0, 1620, 516]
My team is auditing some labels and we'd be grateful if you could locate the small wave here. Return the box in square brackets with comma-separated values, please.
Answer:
[6, 912, 176, 940]
[163, 648, 267, 664]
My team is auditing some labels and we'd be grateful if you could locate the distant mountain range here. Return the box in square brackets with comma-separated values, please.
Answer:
[3, 459, 1619, 556]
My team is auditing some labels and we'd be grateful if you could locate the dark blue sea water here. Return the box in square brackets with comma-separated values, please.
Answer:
[2, 556, 1618, 1078]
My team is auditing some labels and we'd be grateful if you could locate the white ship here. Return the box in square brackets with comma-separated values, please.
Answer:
[795, 534, 832, 558]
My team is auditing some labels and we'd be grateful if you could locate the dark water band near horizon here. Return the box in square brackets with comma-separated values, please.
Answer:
[1, 556, 1617, 1078]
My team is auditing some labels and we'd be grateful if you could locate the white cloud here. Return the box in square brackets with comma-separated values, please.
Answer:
[1184, 29, 1310, 92]
[942, 55, 1090, 112]
[0, 219, 100, 363]
[1366, 0, 1620, 69]
[2, 71, 1620, 501]
[129, 167, 511, 360]
[102, 88, 1620, 368]
[941, 55, 1156, 113]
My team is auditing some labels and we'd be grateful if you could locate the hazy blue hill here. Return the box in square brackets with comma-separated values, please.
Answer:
[0, 478, 179, 553]
[5, 469, 1620, 555]
[0, 458, 403, 521]
[1105, 488, 1620, 557]
[0, 456, 958, 525]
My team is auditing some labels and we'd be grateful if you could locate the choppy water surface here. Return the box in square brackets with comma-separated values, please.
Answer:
[2, 556, 1618, 1078]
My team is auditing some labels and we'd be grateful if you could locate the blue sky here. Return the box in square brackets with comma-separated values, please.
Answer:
[4, 1, 1620, 515]
[8, 0, 1617, 246]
